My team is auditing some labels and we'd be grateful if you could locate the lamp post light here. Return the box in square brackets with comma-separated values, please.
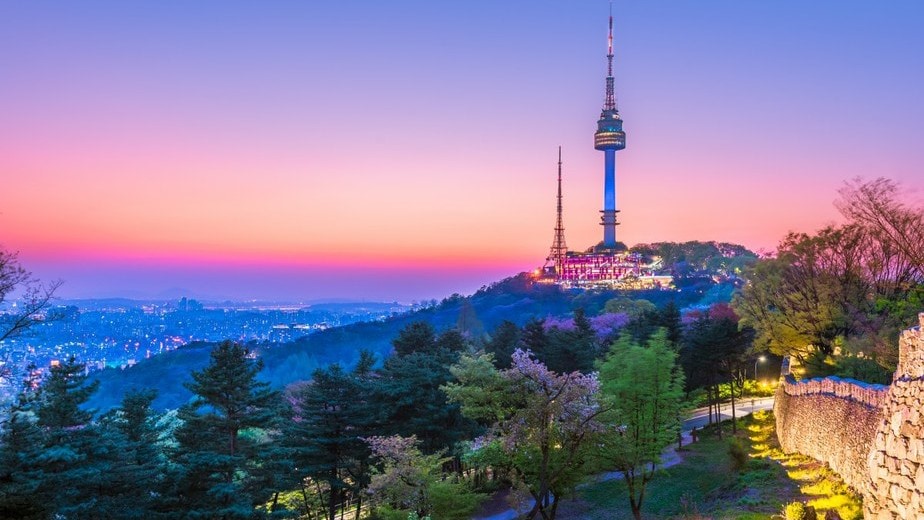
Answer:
[755, 355, 767, 380]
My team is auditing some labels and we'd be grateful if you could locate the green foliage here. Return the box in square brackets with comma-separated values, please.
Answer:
[603, 297, 656, 318]
[727, 438, 748, 472]
[620, 300, 682, 347]
[681, 314, 752, 390]
[543, 308, 597, 374]
[597, 329, 686, 520]
[0, 384, 47, 519]
[735, 179, 924, 372]
[449, 350, 602, 520]
[366, 435, 482, 519]
[828, 354, 893, 384]
[443, 352, 512, 424]
[377, 347, 477, 454]
[485, 320, 520, 368]
[96, 388, 166, 518]
[165, 340, 281, 518]
[428, 480, 481, 520]
[392, 321, 438, 356]
[285, 363, 377, 520]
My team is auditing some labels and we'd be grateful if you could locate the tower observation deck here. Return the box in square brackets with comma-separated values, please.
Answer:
[594, 10, 626, 249]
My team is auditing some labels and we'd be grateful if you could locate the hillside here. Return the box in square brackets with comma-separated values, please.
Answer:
[88, 259, 746, 412]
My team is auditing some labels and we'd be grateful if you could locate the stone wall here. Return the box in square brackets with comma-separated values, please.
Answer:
[774, 379, 884, 496]
[774, 313, 924, 519]
[865, 314, 924, 519]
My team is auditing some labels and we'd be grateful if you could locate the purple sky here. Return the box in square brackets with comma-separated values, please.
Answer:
[2, 1, 922, 301]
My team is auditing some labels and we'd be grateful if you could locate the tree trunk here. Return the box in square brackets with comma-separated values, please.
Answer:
[706, 394, 712, 426]
[301, 485, 312, 519]
[714, 385, 723, 440]
[730, 381, 738, 434]
[328, 473, 338, 520]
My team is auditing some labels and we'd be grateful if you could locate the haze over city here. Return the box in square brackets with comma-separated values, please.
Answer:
[2, 0, 922, 300]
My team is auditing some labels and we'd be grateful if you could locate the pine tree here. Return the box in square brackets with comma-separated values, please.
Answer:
[33, 358, 111, 518]
[286, 364, 376, 520]
[392, 322, 438, 356]
[485, 320, 520, 369]
[0, 381, 46, 519]
[518, 318, 549, 359]
[165, 341, 280, 518]
[96, 388, 164, 518]
[544, 309, 597, 374]
[377, 348, 476, 455]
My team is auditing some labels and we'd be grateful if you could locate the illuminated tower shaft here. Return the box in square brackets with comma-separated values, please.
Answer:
[593, 10, 626, 249]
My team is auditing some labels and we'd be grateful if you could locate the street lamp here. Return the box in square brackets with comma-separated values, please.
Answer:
[754, 355, 767, 380]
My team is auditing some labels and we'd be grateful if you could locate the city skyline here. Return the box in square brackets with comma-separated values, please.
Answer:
[2, 1, 922, 301]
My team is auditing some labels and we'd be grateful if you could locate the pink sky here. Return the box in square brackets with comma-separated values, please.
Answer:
[1, 1, 922, 301]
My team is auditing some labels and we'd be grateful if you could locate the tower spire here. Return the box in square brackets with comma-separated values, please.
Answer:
[604, 2, 616, 111]
[548, 146, 568, 275]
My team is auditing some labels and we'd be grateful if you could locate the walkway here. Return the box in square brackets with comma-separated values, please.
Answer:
[472, 396, 776, 520]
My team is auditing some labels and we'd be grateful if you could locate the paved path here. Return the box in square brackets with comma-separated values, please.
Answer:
[472, 396, 776, 520]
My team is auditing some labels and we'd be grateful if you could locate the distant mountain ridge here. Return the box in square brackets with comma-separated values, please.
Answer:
[87, 241, 756, 412]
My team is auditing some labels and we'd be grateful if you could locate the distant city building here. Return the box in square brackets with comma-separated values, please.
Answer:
[538, 8, 672, 290]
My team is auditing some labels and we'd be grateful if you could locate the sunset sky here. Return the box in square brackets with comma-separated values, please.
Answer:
[2, 1, 922, 301]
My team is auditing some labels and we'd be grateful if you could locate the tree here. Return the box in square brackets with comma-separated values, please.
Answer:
[436, 328, 469, 353]
[285, 364, 376, 520]
[597, 330, 686, 520]
[544, 309, 596, 374]
[0, 249, 60, 343]
[392, 321, 437, 356]
[485, 320, 520, 369]
[620, 302, 682, 348]
[96, 388, 165, 518]
[680, 308, 752, 434]
[0, 249, 60, 410]
[446, 349, 604, 520]
[836, 177, 923, 276]
[518, 318, 549, 360]
[456, 300, 487, 345]
[0, 376, 46, 519]
[365, 435, 482, 520]
[376, 348, 475, 455]
[166, 341, 280, 518]
[35, 358, 113, 517]
[735, 178, 924, 374]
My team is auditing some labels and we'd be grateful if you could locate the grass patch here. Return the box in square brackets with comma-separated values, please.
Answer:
[559, 410, 863, 519]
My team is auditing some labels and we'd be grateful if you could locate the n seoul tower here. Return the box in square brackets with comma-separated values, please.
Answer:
[593, 6, 627, 250]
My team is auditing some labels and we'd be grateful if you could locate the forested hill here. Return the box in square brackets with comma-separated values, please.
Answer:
[88, 246, 749, 412]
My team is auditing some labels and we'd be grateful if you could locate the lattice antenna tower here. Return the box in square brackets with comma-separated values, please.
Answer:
[548, 146, 568, 275]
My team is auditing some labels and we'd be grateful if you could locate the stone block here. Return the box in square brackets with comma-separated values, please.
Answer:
[875, 509, 894, 520]
[909, 439, 924, 463]
[893, 411, 905, 436]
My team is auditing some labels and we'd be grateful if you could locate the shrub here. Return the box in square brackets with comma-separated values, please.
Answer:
[784, 502, 817, 520]
[727, 438, 748, 472]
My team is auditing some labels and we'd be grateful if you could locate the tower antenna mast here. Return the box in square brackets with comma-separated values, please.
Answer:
[548, 146, 568, 275]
